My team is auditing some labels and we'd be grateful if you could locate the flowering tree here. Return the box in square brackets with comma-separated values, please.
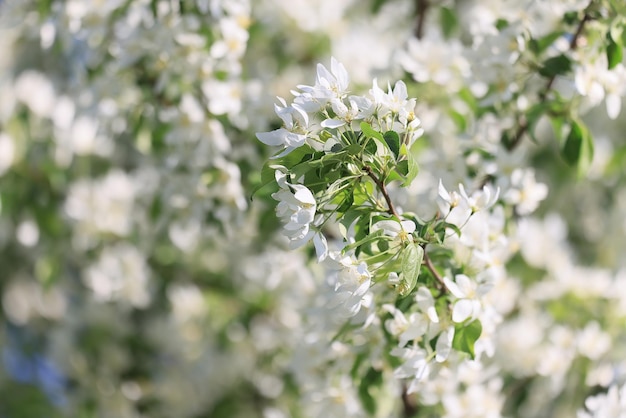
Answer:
[1, 0, 626, 417]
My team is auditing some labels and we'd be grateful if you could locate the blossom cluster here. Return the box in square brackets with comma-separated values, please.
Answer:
[2, 0, 626, 417]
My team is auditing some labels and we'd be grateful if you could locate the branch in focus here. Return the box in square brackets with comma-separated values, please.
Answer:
[363, 165, 400, 218]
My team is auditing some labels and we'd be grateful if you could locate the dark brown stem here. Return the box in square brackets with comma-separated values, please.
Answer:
[363, 165, 400, 218]
[422, 248, 447, 293]
[414, 0, 429, 39]
[401, 384, 418, 418]
[506, 11, 591, 151]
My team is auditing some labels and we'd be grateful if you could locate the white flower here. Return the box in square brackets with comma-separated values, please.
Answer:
[458, 183, 500, 213]
[84, 243, 151, 308]
[577, 321, 612, 361]
[296, 57, 350, 108]
[256, 98, 310, 156]
[370, 79, 416, 117]
[320, 97, 360, 128]
[326, 252, 372, 318]
[415, 286, 439, 324]
[575, 56, 626, 120]
[435, 326, 455, 363]
[383, 304, 428, 347]
[271, 171, 316, 249]
[313, 233, 328, 262]
[438, 180, 472, 227]
[503, 168, 548, 215]
[391, 346, 431, 393]
[578, 384, 626, 418]
[443, 274, 492, 323]
[371, 218, 416, 243]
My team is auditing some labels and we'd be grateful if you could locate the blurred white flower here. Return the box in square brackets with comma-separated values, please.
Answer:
[391, 346, 431, 393]
[64, 170, 136, 244]
[383, 304, 428, 347]
[578, 384, 626, 418]
[503, 168, 548, 215]
[84, 243, 151, 308]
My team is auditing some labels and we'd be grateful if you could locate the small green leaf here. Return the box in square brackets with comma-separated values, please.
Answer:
[439, 7, 458, 38]
[358, 367, 383, 415]
[562, 120, 594, 175]
[360, 122, 384, 141]
[562, 122, 583, 165]
[528, 31, 563, 55]
[539, 54, 572, 78]
[383, 130, 400, 159]
[336, 189, 354, 214]
[399, 144, 419, 187]
[250, 162, 279, 199]
[398, 242, 423, 297]
[452, 320, 482, 359]
[448, 110, 467, 131]
[443, 222, 462, 239]
[606, 33, 623, 70]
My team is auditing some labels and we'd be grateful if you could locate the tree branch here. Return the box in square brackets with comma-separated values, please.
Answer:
[422, 247, 447, 293]
[363, 165, 400, 218]
[506, 11, 592, 151]
[401, 383, 418, 418]
[414, 0, 429, 39]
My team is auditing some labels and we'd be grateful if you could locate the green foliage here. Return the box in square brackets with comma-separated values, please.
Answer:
[539, 54, 572, 78]
[358, 367, 384, 415]
[562, 120, 594, 176]
[399, 144, 419, 187]
[452, 320, 482, 359]
[398, 243, 424, 297]
[606, 31, 623, 69]
[439, 7, 459, 38]
[383, 130, 400, 160]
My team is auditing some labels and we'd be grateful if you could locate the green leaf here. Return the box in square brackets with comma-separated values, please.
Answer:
[539, 54, 572, 78]
[360, 122, 384, 142]
[606, 32, 623, 69]
[448, 109, 467, 131]
[398, 243, 423, 297]
[452, 320, 482, 359]
[358, 367, 383, 415]
[399, 144, 419, 187]
[528, 31, 564, 55]
[383, 130, 400, 159]
[250, 161, 278, 199]
[562, 120, 594, 175]
[439, 7, 459, 38]
[443, 222, 462, 239]
[353, 180, 374, 206]
[336, 189, 354, 214]
[524, 103, 548, 141]
[343, 229, 385, 254]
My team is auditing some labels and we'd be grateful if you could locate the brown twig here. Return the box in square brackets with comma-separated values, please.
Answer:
[414, 0, 430, 39]
[401, 383, 418, 418]
[422, 248, 447, 293]
[506, 11, 592, 151]
[363, 165, 400, 218]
